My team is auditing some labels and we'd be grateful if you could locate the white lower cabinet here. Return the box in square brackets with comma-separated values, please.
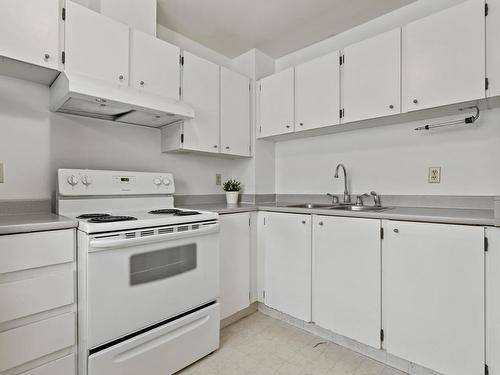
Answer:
[219, 213, 251, 320]
[312, 215, 381, 348]
[383, 220, 484, 375]
[262, 212, 311, 321]
[487, 227, 500, 375]
[0, 229, 76, 375]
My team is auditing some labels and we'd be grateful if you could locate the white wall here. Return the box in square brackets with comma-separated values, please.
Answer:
[0, 76, 248, 200]
[276, 108, 500, 195]
[157, 24, 232, 68]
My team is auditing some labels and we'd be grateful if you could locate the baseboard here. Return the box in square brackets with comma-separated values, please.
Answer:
[258, 303, 442, 375]
[220, 302, 258, 329]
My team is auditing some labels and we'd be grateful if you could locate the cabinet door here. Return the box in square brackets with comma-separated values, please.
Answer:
[181, 51, 220, 153]
[220, 67, 251, 157]
[0, 0, 59, 70]
[295, 51, 340, 131]
[487, 0, 500, 97]
[262, 212, 311, 321]
[343, 29, 401, 123]
[487, 228, 500, 375]
[258, 68, 294, 137]
[402, 0, 486, 112]
[65, 1, 129, 86]
[219, 213, 251, 320]
[383, 220, 484, 375]
[130, 29, 180, 99]
[312, 216, 381, 348]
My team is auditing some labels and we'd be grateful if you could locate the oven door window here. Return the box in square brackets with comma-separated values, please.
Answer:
[130, 244, 197, 285]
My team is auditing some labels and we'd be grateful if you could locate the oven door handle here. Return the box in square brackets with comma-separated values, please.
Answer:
[89, 223, 219, 250]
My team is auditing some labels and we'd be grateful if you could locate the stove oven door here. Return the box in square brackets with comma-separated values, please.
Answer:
[85, 221, 219, 348]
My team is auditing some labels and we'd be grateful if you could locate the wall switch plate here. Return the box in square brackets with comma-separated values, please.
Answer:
[428, 167, 441, 183]
[0, 162, 3, 183]
[216, 174, 222, 186]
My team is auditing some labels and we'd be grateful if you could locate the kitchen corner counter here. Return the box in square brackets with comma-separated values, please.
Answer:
[0, 213, 78, 235]
[180, 202, 495, 226]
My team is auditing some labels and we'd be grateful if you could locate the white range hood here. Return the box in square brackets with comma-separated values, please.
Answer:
[50, 72, 194, 127]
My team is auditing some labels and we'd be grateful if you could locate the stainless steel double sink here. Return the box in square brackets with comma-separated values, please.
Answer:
[286, 203, 390, 212]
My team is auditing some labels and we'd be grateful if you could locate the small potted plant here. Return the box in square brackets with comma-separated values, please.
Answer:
[223, 179, 241, 204]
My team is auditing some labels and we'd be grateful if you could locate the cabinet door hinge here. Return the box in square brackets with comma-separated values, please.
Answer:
[339, 55, 345, 66]
[179, 86, 182, 97]
[485, 237, 489, 252]
[263, 217, 266, 225]
[61, 7, 66, 20]
[259, 84, 262, 92]
[485, 3, 489, 16]
[249, 144, 252, 154]
[249, 217, 251, 226]
[180, 133, 184, 143]
[380, 227, 384, 240]
[340, 108, 345, 119]
[380, 329, 385, 342]
[259, 125, 262, 134]
[486, 77, 489, 90]
[61, 51, 66, 64]
[485, 364, 489, 375]
[179, 55, 184, 66]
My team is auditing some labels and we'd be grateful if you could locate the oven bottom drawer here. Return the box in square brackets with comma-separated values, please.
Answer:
[88, 303, 220, 375]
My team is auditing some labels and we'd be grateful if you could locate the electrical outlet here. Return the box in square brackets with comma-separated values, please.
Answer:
[428, 167, 441, 183]
[0, 162, 3, 183]
[216, 174, 222, 186]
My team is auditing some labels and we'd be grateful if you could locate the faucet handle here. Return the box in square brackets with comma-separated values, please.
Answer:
[355, 193, 370, 206]
[326, 193, 339, 204]
[370, 191, 382, 207]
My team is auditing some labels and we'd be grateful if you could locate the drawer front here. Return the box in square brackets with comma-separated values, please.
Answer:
[0, 313, 75, 372]
[0, 269, 75, 323]
[0, 230, 74, 274]
[21, 354, 76, 375]
[88, 304, 220, 375]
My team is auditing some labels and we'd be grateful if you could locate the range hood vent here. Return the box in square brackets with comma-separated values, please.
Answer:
[50, 72, 194, 127]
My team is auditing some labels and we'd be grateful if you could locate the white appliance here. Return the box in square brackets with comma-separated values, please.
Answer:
[57, 169, 220, 375]
[51, 72, 194, 127]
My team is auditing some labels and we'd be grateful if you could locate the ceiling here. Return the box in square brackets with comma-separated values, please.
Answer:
[157, 0, 416, 59]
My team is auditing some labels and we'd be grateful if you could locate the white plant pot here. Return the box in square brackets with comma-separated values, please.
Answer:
[225, 191, 239, 204]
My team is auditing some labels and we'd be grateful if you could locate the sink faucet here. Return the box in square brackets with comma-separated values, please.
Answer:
[371, 191, 382, 207]
[334, 163, 351, 203]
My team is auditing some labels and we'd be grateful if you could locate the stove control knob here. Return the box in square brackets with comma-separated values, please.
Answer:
[153, 177, 162, 186]
[162, 178, 171, 186]
[67, 175, 79, 186]
[81, 175, 93, 186]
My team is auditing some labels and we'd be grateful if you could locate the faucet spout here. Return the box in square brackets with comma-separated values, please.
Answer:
[334, 163, 351, 203]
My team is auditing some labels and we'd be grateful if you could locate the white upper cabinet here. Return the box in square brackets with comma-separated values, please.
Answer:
[220, 67, 251, 156]
[402, 0, 486, 112]
[130, 29, 180, 99]
[487, 0, 500, 97]
[258, 68, 294, 138]
[295, 51, 340, 131]
[65, 1, 130, 86]
[312, 216, 381, 348]
[383, 220, 484, 375]
[342, 29, 401, 123]
[0, 0, 60, 70]
[181, 51, 220, 153]
[219, 213, 251, 320]
[262, 212, 311, 322]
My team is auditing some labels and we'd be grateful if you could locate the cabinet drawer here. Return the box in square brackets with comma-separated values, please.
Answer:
[0, 269, 75, 323]
[0, 313, 75, 372]
[21, 354, 75, 375]
[0, 230, 74, 274]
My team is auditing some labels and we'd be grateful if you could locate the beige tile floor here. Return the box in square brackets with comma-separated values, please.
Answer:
[178, 312, 408, 375]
